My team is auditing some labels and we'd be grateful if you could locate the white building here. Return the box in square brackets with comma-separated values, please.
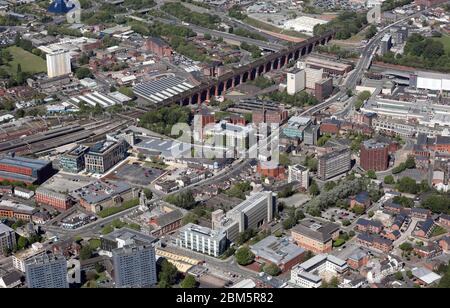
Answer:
[283, 16, 328, 35]
[211, 191, 276, 242]
[297, 61, 323, 89]
[290, 254, 348, 288]
[13, 187, 35, 199]
[412, 71, 450, 92]
[174, 223, 227, 257]
[288, 164, 309, 190]
[46, 49, 71, 78]
[12, 243, 45, 273]
[287, 68, 306, 95]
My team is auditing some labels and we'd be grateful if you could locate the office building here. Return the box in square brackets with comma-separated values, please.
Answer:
[291, 219, 340, 254]
[380, 34, 392, 55]
[315, 78, 333, 102]
[303, 124, 320, 145]
[101, 228, 157, 254]
[174, 223, 227, 257]
[297, 61, 323, 89]
[211, 192, 276, 244]
[250, 236, 305, 272]
[288, 164, 309, 190]
[290, 254, 348, 288]
[59, 145, 90, 173]
[318, 147, 352, 180]
[112, 244, 157, 288]
[283, 116, 312, 140]
[287, 68, 305, 95]
[0, 223, 16, 255]
[46, 49, 71, 78]
[25, 253, 68, 288]
[360, 139, 389, 171]
[13, 245, 46, 272]
[84, 140, 127, 174]
[0, 155, 53, 184]
[226, 191, 276, 233]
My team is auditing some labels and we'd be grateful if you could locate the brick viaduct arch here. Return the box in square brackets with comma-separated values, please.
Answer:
[161, 31, 335, 106]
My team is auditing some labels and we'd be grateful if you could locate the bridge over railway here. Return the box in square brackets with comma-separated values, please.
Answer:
[152, 31, 335, 106]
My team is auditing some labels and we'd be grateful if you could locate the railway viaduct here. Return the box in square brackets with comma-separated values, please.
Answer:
[160, 30, 335, 106]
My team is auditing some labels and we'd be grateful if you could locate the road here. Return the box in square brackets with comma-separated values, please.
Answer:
[299, 8, 432, 117]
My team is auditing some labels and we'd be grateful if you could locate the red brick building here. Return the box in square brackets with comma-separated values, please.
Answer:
[360, 139, 389, 171]
[320, 119, 340, 135]
[257, 163, 286, 180]
[145, 37, 173, 59]
[35, 188, 72, 211]
[346, 249, 369, 270]
[253, 110, 288, 125]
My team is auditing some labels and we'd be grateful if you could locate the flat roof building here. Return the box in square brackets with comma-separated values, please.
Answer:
[71, 180, 136, 213]
[305, 57, 352, 75]
[0, 199, 37, 221]
[101, 228, 157, 255]
[112, 244, 157, 288]
[0, 223, 16, 255]
[318, 147, 351, 180]
[84, 139, 127, 174]
[174, 223, 227, 257]
[290, 254, 348, 288]
[250, 236, 305, 272]
[59, 145, 90, 173]
[291, 219, 340, 254]
[0, 155, 53, 184]
[25, 253, 68, 288]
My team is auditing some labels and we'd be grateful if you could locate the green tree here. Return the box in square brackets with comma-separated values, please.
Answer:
[143, 188, 153, 199]
[181, 213, 199, 225]
[79, 246, 93, 260]
[17, 236, 28, 250]
[384, 175, 395, 184]
[395, 271, 404, 281]
[323, 181, 337, 192]
[235, 246, 254, 266]
[365, 24, 377, 39]
[180, 274, 197, 288]
[396, 177, 419, 194]
[158, 259, 178, 288]
[309, 182, 320, 196]
[263, 263, 281, 276]
[367, 170, 377, 179]
[399, 242, 413, 252]
[75, 67, 93, 79]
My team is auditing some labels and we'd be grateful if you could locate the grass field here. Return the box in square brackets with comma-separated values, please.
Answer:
[1, 46, 46, 77]
[433, 34, 450, 54]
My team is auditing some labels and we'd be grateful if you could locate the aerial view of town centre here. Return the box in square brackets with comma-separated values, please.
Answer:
[0, 0, 449, 295]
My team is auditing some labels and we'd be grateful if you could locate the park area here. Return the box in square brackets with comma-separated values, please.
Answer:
[1, 46, 46, 77]
[432, 34, 450, 54]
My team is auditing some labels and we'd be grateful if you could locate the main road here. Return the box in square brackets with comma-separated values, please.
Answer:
[299, 7, 434, 117]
